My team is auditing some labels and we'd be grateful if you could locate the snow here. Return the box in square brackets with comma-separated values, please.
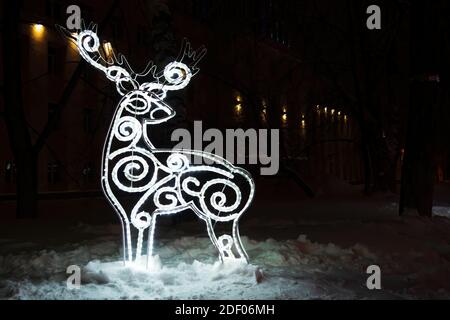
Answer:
[1, 180, 450, 300]
[0, 232, 376, 300]
[1, 224, 450, 300]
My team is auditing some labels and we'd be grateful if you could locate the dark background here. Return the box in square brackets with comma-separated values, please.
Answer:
[0, 0, 449, 222]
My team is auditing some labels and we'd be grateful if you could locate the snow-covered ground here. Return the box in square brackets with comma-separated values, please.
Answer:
[1, 180, 450, 300]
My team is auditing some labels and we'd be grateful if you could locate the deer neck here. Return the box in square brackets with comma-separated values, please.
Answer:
[111, 91, 156, 151]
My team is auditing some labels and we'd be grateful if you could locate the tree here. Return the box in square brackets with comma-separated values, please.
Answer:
[2, 1, 37, 218]
[1, 0, 119, 218]
[399, 0, 450, 217]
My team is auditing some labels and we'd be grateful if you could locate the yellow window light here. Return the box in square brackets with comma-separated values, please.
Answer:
[103, 42, 114, 60]
[34, 23, 44, 32]
[32, 23, 45, 39]
[281, 106, 288, 122]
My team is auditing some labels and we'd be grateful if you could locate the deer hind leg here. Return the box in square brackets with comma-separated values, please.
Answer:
[128, 211, 153, 266]
[134, 226, 148, 264]
[206, 218, 249, 263]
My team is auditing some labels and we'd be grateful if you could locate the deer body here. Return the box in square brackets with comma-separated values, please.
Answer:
[64, 26, 255, 267]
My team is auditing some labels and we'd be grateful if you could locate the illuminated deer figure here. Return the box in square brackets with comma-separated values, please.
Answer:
[61, 24, 255, 267]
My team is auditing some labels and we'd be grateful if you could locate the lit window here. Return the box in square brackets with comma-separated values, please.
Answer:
[234, 94, 243, 116]
[281, 107, 288, 122]
[102, 42, 113, 61]
[32, 23, 45, 40]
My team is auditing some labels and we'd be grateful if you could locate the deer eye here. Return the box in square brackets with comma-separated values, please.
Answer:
[150, 109, 169, 119]
[118, 79, 137, 93]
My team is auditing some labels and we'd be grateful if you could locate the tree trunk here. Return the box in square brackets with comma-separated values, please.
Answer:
[399, 82, 437, 217]
[16, 152, 38, 219]
[2, 1, 38, 218]
[399, 1, 444, 217]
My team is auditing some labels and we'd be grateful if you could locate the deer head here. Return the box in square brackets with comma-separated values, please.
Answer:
[58, 23, 206, 109]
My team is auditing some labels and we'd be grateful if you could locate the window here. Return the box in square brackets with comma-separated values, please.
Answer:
[82, 162, 95, 184]
[48, 46, 57, 74]
[136, 25, 149, 46]
[258, 0, 289, 47]
[83, 108, 94, 134]
[48, 103, 60, 129]
[111, 17, 124, 40]
[79, 4, 93, 23]
[81, 68, 93, 82]
[192, 0, 212, 21]
[46, 0, 62, 20]
[5, 161, 16, 183]
[48, 161, 60, 184]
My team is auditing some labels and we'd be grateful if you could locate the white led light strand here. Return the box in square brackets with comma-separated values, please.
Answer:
[67, 24, 255, 267]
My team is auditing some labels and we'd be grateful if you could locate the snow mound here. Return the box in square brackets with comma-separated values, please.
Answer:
[1, 221, 449, 300]
[0, 232, 385, 300]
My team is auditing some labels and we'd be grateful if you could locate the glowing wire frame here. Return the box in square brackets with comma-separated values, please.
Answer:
[60, 23, 255, 267]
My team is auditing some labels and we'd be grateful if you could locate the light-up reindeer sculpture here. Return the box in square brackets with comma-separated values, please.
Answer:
[60, 24, 255, 267]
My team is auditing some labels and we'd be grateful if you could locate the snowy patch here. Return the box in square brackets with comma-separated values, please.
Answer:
[0, 231, 399, 300]
[2, 211, 450, 300]
[433, 206, 450, 219]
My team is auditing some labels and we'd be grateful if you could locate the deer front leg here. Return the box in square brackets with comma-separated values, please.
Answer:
[121, 220, 134, 264]
[130, 211, 153, 265]
[146, 212, 158, 268]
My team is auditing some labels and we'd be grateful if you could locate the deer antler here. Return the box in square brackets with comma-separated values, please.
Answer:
[57, 22, 139, 95]
[59, 21, 207, 97]
[177, 38, 207, 76]
[113, 53, 159, 82]
[139, 39, 207, 94]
